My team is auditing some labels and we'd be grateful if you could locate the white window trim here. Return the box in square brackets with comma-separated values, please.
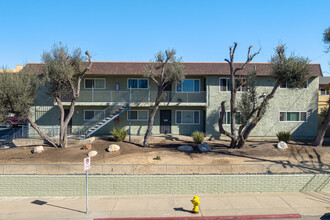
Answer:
[219, 78, 230, 93]
[219, 78, 246, 93]
[175, 110, 200, 125]
[84, 110, 103, 121]
[127, 78, 149, 89]
[278, 111, 308, 122]
[127, 110, 149, 121]
[176, 79, 200, 93]
[84, 78, 106, 89]
[219, 110, 241, 125]
[320, 88, 329, 96]
[279, 80, 309, 90]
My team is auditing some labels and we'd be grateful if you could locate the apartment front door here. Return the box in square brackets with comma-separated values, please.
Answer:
[64, 109, 73, 134]
[160, 110, 171, 134]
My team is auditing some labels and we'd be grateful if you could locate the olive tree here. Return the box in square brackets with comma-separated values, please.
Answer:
[219, 43, 310, 148]
[42, 43, 92, 148]
[143, 49, 185, 147]
[0, 70, 58, 147]
[314, 27, 330, 146]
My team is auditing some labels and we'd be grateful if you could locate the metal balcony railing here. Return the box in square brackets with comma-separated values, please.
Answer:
[60, 90, 206, 103]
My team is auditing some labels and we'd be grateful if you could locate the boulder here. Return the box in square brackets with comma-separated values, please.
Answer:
[106, 144, 120, 152]
[198, 142, 211, 152]
[83, 144, 92, 150]
[88, 150, 98, 157]
[87, 137, 95, 143]
[32, 146, 44, 154]
[178, 145, 193, 152]
[277, 141, 288, 150]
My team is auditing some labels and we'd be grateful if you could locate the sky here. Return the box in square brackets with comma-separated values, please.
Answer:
[0, 0, 329, 75]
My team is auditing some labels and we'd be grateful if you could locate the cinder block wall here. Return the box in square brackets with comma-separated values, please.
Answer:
[0, 174, 329, 196]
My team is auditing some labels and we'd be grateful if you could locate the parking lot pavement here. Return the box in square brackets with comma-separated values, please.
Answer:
[1, 192, 330, 220]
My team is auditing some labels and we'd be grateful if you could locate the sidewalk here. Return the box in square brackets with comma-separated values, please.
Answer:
[1, 192, 330, 220]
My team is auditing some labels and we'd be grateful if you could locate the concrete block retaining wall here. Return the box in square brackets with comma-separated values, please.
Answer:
[0, 174, 329, 197]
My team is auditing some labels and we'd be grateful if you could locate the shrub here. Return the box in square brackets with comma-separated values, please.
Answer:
[276, 131, 291, 143]
[112, 127, 127, 142]
[192, 131, 205, 144]
[154, 155, 161, 160]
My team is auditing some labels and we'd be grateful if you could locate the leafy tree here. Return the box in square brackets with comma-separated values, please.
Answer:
[0, 70, 58, 147]
[42, 43, 92, 148]
[314, 27, 330, 146]
[219, 43, 310, 148]
[324, 27, 330, 52]
[143, 49, 185, 147]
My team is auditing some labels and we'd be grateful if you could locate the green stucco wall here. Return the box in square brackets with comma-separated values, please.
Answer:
[31, 75, 319, 139]
[71, 106, 205, 136]
[206, 76, 319, 140]
[0, 174, 329, 196]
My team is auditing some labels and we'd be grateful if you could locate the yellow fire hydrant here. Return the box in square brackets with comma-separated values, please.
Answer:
[191, 196, 200, 213]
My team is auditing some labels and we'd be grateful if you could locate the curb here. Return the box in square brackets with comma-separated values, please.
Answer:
[95, 213, 301, 220]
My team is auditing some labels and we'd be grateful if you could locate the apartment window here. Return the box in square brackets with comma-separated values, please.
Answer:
[128, 79, 149, 89]
[320, 88, 329, 96]
[84, 110, 103, 121]
[176, 110, 200, 124]
[176, 79, 200, 92]
[127, 110, 148, 121]
[85, 78, 106, 89]
[220, 111, 242, 124]
[279, 112, 307, 122]
[219, 78, 246, 92]
[280, 80, 308, 89]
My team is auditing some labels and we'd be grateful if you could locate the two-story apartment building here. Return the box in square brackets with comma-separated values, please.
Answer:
[319, 76, 330, 113]
[26, 62, 322, 140]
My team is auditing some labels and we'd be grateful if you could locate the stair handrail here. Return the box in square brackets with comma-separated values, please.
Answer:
[78, 91, 130, 136]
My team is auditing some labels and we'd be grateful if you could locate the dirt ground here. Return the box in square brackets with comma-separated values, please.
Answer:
[1, 135, 330, 171]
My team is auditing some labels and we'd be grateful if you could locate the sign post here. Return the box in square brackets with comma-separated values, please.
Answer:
[84, 157, 91, 214]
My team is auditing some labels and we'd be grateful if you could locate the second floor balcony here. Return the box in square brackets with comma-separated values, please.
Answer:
[60, 90, 207, 106]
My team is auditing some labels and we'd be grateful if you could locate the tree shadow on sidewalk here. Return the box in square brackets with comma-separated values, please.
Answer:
[31, 200, 85, 214]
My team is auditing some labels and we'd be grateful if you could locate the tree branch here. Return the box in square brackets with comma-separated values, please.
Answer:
[233, 47, 261, 75]
[80, 50, 92, 76]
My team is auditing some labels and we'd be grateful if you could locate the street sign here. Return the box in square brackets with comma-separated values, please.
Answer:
[84, 157, 91, 171]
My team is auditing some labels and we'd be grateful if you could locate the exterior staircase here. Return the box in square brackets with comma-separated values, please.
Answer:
[79, 105, 129, 139]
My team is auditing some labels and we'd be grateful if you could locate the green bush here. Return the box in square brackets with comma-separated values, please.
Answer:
[192, 131, 205, 144]
[112, 127, 127, 142]
[276, 131, 291, 143]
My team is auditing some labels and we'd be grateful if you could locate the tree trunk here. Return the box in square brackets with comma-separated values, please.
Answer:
[27, 116, 58, 148]
[229, 63, 237, 148]
[143, 103, 160, 147]
[218, 101, 236, 145]
[143, 88, 163, 147]
[314, 108, 330, 147]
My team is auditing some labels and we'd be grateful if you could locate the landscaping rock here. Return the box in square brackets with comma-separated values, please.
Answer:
[178, 145, 193, 152]
[83, 144, 92, 150]
[88, 150, 98, 157]
[32, 146, 44, 154]
[277, 141, 288, 150]
[106, 144, 120, 152]
[87, 137, 96, 143]
[198, 142, 211, 152]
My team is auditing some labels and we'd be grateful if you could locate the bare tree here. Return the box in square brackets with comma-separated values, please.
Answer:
[218, 42, 260, 148]
[143, 49, 185, 147]
[314, 27, 330, 146]
[42, 43, 92, 148]
[219, 43, 310, 148]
